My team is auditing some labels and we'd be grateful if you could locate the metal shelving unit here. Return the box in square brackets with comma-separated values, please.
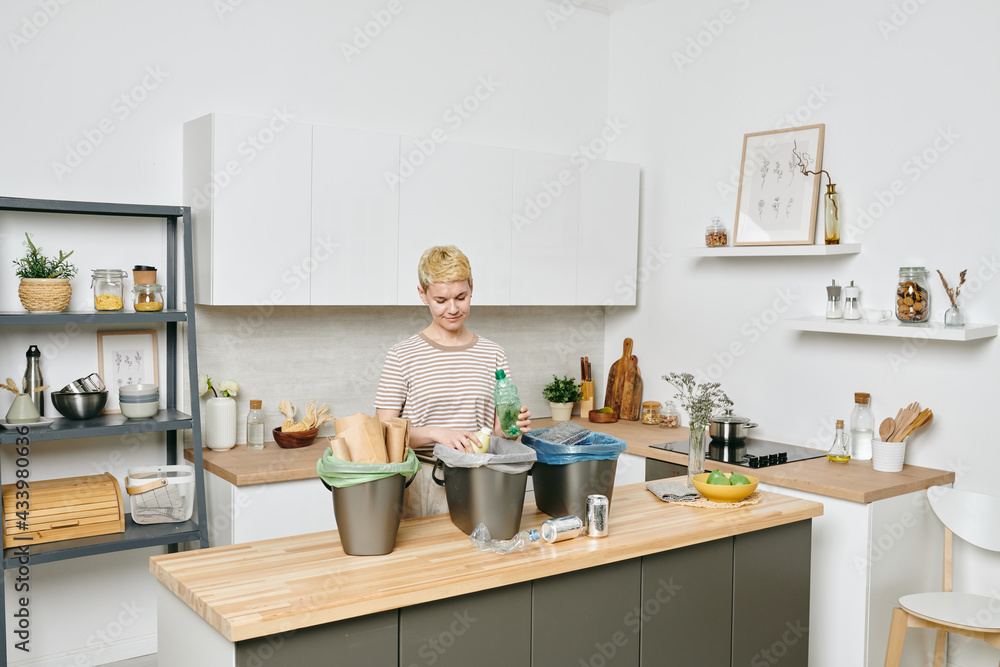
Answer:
[0, 196, 209, 662]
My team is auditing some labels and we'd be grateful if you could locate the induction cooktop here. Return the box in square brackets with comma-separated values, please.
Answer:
[650, 437, 827, 468]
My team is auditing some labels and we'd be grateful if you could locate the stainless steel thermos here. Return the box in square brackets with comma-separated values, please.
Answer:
[23, 345, 43, 416]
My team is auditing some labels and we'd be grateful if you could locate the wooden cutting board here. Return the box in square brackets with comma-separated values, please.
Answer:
[620, 354, 642, 421]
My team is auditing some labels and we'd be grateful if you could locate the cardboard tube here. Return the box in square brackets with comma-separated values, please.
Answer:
[328, 436, 352, 461]
[386, 425, 406, 463]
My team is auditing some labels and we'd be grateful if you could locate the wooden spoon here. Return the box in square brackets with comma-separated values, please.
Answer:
[878, 417, 895, 442]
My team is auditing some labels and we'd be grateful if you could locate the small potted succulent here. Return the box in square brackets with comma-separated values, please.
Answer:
[541, 375, 583, 423]
[13, 233, 77, 312]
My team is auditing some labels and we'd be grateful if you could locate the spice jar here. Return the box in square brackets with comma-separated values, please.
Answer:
[896, 267, 930, 323]
[659, 401, 680, 428]
[641, 401, 661, 425]
[91, 269, 127, 311]
[705, 217, 728, 247]
[133, 283, 165, 312]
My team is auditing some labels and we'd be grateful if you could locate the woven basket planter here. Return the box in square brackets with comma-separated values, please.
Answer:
[18, 278, 72, 312]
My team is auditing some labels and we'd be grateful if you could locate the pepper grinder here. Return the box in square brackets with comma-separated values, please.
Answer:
[23, 345, 44, 416]
[843, 281, 861, 320]
[826, 280, 843, 319]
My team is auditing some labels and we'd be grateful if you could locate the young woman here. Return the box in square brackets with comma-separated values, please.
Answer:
[375, 245, 531, 517]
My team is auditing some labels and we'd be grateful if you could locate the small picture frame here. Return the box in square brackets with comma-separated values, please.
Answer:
[733, 124, 825, 246]
[97, 329, 158, 413]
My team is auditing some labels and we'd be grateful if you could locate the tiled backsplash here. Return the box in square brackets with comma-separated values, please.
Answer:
[188, 305, 605, 443]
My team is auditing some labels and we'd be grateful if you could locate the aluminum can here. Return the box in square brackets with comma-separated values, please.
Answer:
[585, 494, 609, 538]
[540, 515, 583, 543]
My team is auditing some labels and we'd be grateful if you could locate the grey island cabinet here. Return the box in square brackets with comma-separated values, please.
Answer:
[151, 481, 821, 666]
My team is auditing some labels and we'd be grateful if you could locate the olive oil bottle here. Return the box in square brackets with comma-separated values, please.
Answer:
[827, 419, 851, 463]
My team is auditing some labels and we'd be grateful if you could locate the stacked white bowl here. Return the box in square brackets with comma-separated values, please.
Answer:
[119, 383, 160, 419]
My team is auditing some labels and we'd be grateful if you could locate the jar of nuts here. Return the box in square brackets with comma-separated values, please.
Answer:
[659, 401, 680, 428]
[641, 401, 661, 425]
[896, 267, 930, 323]
[705, 217, 728, 247]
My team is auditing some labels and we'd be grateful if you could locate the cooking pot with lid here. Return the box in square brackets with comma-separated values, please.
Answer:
[709, 408, 758, 444]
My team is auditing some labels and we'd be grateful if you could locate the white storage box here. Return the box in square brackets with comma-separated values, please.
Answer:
[125, 465, 195, 524]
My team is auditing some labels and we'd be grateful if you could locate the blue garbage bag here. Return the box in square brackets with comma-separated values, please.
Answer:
[521, 427, 626, 464]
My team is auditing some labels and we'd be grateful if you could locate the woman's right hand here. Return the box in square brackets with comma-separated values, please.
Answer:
[431, 427, 480, 453]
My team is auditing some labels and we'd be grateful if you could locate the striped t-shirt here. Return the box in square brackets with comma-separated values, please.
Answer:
[374, 333, 511, 451]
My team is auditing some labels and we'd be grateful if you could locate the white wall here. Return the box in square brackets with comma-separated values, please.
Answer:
[0, 1, 610, 663]
[607, 1, 1000, 664]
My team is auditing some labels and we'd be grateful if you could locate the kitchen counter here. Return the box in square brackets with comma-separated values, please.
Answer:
[533, 417, 955, 504]
[152, 481, 821, 644]
[184, 440, 324, 486]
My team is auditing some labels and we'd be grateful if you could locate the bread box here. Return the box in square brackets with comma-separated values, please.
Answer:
[2, 473, 125, 549]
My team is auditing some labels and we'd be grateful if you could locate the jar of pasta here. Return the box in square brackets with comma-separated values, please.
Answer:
[91, 269, 127, 311]
[133, 283, 165, 312]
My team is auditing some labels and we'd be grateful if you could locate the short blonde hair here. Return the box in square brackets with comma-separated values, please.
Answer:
[417, 245, 473, 290]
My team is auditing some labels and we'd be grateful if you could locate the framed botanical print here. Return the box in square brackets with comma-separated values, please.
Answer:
[733, 124, 825, 246]
[97, 329, 158, 413]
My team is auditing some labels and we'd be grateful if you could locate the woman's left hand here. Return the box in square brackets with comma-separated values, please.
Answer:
[515, 406, 531, 435]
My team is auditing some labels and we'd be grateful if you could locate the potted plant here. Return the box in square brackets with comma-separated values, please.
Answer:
[542, 375, 583, 422]
[12, 233, 77, 312]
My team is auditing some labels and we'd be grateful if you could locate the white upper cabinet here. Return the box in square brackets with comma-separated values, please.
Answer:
[311, 126, 400, 305]
[396, 140, 513, 306]
[184, 113, 313, 306]
[577, 160, 640, 305]
[510, 151, 580, 305]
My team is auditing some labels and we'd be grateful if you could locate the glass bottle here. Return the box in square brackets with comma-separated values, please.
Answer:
[826, 280, 842, 319]
[133, 283, 165, 312]
[91, 269, 127, 311]
[247, 400, 265, 450]
[659, 401, 680, 428]
[896, 267, 930, 323]
[705, 217, 728, 247]
[843, 281, 861, 320]
[944, 305, 964, 327]
[827, 420, 850, 463]
[824, 184, 840, 245]
[850, 393, 874, 461]
[493, 369, 522, 438]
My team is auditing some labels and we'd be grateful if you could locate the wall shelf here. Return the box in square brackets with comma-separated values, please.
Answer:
[682, 244, 861, 257]
[781, 316, 998, 341]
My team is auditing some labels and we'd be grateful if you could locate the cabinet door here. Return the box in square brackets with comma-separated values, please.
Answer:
[510, 151, 579, 304]
[645, 458, 687, 482]
[397, 139, 513, 305]
[311, 126, 400, 305]
[532, 559, 641, 666]
[577, 161, 640, 306]
[640, 539, 733, 666]
[187, 113, 313, 305]
[237, 611, 398, 667]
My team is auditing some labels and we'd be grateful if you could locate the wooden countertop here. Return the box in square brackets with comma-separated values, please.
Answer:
[151, 481, 822, 642]
[184, 441, 326, 486]
[536, 417, 954, 505]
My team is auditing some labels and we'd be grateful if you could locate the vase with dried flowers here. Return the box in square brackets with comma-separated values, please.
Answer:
[793, 141, 839, 244]
[937, 269, 967, 327]
[662, 372, 733, 486]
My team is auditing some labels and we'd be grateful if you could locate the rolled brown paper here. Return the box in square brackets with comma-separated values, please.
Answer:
[328, 436, 352, 461]
[333, 412, 371, 438]
[341, 416, 388, 463]
[391, 417, 411, 450]
[386, 424, 406, 463]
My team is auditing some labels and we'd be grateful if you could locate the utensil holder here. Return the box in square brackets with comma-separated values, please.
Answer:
[872, 437, 907, 473]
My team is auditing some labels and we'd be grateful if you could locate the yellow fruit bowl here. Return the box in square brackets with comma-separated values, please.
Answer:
[691, 472, 759, 503]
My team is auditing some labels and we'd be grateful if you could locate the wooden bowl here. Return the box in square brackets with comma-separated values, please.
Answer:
[588, 409, 618, 423]
[272, 426, 319, 449]
[691, 472, 759, 503]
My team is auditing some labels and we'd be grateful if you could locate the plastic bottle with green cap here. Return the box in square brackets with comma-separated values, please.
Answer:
[493, 369, 522, 437]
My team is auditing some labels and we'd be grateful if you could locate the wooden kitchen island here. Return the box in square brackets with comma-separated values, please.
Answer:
[152, 482, 822, 667]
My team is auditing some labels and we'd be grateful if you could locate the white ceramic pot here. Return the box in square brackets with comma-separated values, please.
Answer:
[205, 396, 237, 451]
[871, 438, 906, 473]
[549, 401, 574, 422]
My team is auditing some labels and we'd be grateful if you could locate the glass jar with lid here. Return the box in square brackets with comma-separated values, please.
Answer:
[641, 401, 661, 425]
[705, 217, 728, 247]
[91, 269, 127, 311]
[896, 267, 930, 323]
[659, 401, 680, 428]
[133, 283, 165, 312]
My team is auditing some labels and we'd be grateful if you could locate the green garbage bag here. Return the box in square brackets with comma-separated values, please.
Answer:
[317, 446, 420, 489]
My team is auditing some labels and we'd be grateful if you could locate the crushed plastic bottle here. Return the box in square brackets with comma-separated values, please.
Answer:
[469, 522, 540, 554]
[493, 369, 522, 437]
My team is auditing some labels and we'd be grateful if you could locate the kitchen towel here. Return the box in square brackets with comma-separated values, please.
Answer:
[645, 480, 700, 503]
